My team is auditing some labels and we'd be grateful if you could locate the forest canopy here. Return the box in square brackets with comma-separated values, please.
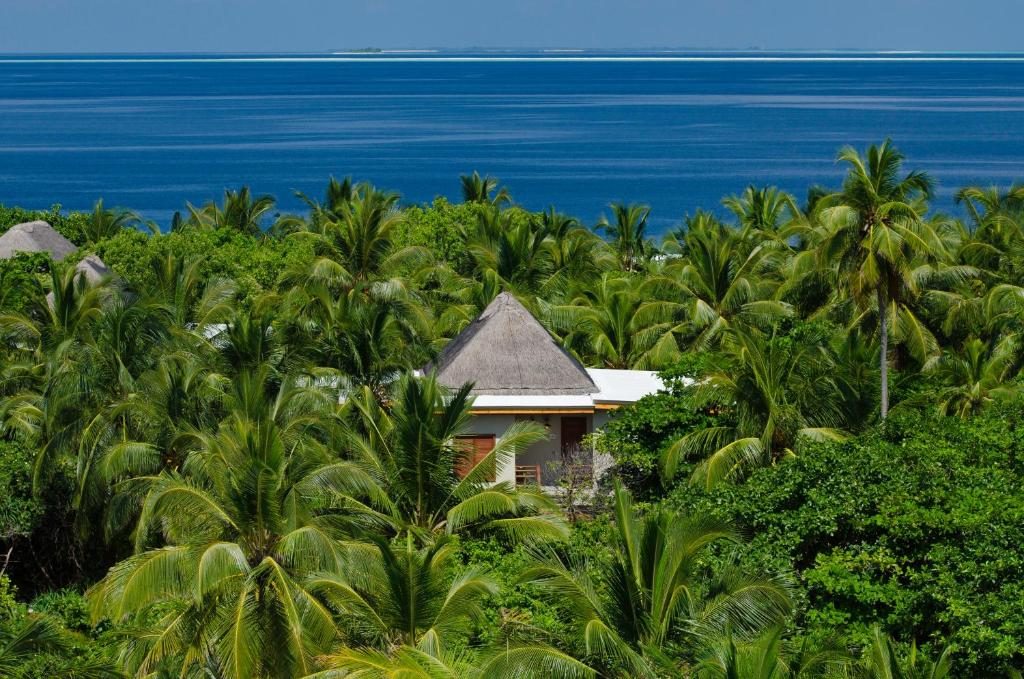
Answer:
[0, 141, 1022, 677]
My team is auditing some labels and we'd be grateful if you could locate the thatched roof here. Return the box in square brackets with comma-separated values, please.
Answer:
[428, 292, 597, 396]
[0, 221, 77, 261]
[75, 254, 112, 284]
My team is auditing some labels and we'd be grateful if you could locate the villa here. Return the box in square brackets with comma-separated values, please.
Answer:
[427, 292, 663, 488]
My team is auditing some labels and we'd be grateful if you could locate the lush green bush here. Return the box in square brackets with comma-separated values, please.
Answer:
[0, 440, 43, 554]
[597, 357, 719, 497]
[94, 225, 313, 304]
[0, 252, 50, 314]
[666, 405, 1024, 675]
[394, 197, 477, 273]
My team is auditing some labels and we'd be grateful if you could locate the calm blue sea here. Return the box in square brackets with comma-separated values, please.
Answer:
[2, 51, 1024, 232]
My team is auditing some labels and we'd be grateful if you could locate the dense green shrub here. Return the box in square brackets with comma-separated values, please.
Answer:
[666, 405, 1024, 675]
[0, 440, 43, 555]
[597, 357, 719, 496]
[94, 225, 313, 304]
[0, 252, 50, 314]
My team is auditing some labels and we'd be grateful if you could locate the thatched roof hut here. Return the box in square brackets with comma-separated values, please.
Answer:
[427, 292, 597, 396]
[0, 221, 77, 261]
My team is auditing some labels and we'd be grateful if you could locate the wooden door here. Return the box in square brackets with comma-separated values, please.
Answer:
[455, 434, 496, 480]
[560, 416, 588, 454]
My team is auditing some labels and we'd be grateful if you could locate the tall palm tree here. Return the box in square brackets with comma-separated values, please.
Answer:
[662, 328, 847, 488]
[522, 482, 791, 677]
[460, 171, 511, 206]
[813, 140, 940, 418]
[341, 374, 568, 544]
[597, 203, 652, 273]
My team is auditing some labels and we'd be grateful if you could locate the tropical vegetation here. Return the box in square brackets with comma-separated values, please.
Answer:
[1, 145, 1023, 676]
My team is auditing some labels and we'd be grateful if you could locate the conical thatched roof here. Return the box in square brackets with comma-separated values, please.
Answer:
[428, 292, 597, 396]
[0, 221, 77, 261]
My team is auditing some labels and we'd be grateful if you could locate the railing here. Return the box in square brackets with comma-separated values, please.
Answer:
[515, 464, 542, 486]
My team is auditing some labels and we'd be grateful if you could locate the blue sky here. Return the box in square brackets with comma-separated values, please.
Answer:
[0, 0, 1021, 53]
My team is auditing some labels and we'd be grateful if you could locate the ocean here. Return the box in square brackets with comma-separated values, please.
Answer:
[2, 51, 1024, 232]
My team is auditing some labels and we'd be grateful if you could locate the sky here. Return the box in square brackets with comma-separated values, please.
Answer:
[0, 0, 1022, 53]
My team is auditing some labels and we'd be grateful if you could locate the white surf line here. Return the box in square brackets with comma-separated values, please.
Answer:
[2, 56, 1024, 64]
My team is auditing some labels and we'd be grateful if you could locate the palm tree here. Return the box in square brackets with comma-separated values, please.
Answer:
[549, 273, 686, 369]
[522, 482, 791, 677]
[0, 612, 120, 679]
[923, 336, 1020, 417]
[597, 203, 652, 273]
[722, 186, 799, 233]
[695, 628, 851, 678]
[89, 398, 349, 678]
[287, 183, 425, 289]
[460, 171, 511, 206]
[813, 140, 940, 418]
[310, 533, 495, 648]
[858, 627, 951, 679]
[341, 374, 568, 544]
[658, 212, 789, 350]
[82, 199, 141, 245]
[188, 186, 276, 236]
[296, 176, 355, 224]
[662, 328, 847, 488]
[0, 614, 68, 676]
[464, 207, 556, 295]
[143, 253, 235, 331]
[313, 639, 594, 678]
[282, 282, 430, 400]
[954, 185, 1024, 280]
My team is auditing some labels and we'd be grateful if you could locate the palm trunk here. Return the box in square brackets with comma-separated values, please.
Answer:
[878, 288, 889, 420]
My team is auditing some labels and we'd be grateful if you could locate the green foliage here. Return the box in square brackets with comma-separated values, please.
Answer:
[4, 141, 1024, 676]
[0, 252, 50, 314]
[394, 197, 478, 272]
[597, 380, 714, 496]
[0, 440, 43, 543]
[94, 225, 312, 304]
[667, 405, 1024, 676]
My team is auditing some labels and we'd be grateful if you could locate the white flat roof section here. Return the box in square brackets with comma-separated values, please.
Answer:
[466, 370, 666, 412]
[586, 368, 666, 405]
